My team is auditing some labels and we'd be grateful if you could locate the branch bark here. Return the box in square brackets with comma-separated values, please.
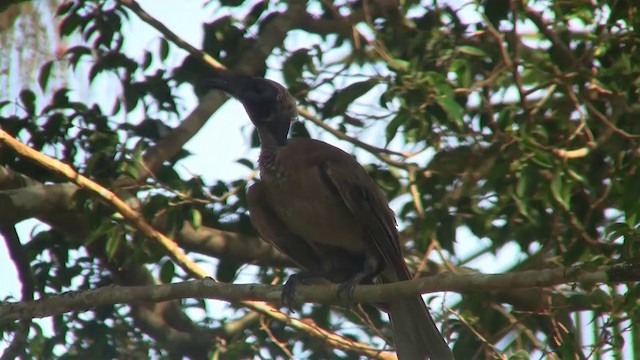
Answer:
[169, 219, 294, 267]
[2, 261, 635, 323]
[0, 182, 77, 223]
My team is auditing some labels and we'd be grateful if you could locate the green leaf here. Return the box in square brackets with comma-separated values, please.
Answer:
[530, 149, 553, 168]
[427, 73, 463, 124]
[515, 172, 528, 198]
[159, 260, 175, 284]
[19, 89, 36, 115]
[458, 46, 488, 57]
[387, 58, 410, 72]
[606, 222, 630, 242]
[38, 61, 54, 92]
[436, 213, 456, 252]
[0, 100, 11, 112]
[159, 38, 170, 61]
[325, 79, 379, 116]
[236, 158, 255, 169]
[282, 49, 311, 86]
[59, 12, 81, 37]
[550, 170, 570, 208]
[190, 209, 202, 230]
[105, 234, 121, 261]
[512, 191, 531, 220]
[385, 111, 408, 144]
[65, 45, 91, 71]
[56, 1, 74, 16]
[566, 168, 586, 183]
[484, 0, 510, 27]
[123, 83, 141, 111]
[142, 51, 152, 70]
[435, 92, 463, 124]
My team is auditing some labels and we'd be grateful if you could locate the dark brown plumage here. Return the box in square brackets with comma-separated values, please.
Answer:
[206, 75, 453, 360]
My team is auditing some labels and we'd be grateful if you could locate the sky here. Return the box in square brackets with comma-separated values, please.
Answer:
[0, 0, 629, 358]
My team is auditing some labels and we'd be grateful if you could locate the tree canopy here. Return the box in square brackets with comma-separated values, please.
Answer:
[1, 0, 640, 359]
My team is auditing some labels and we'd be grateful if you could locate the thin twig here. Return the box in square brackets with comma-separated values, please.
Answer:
[118, 0, 224, 70]
[490, 303, 545, 350]
[447, 306, 507, 359]
[408, 167, 425, 220]
[298, 108, 415, 170]
[583, 99, 640, 139]
[260, 316, 294, 358]
[524, 6, 577, 68]
[509, 2, 532, 122]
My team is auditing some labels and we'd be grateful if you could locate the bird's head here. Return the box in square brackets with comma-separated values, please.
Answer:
[205, 75, 296, 146]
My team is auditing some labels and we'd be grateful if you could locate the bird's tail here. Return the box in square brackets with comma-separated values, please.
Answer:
[388, 295, 453, 360]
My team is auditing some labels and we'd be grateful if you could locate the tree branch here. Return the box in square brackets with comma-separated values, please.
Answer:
[297, 108, 414, 170]
[168, 219, 294, 267]
[523, 6, 578, 69]
[118, 0, 224, 70]
[0, 182, 77, 223]
[2, 261, 635, 324]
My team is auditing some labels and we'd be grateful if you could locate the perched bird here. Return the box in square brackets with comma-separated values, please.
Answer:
[206, 74, 453, 360]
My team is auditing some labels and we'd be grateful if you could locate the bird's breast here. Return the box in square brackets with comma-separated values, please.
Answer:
[262, 165, 365, 253]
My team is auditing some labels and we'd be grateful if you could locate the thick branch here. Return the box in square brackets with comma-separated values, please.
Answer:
[2, 262, 635, 324]
[0, 182, 77, 223]
[169, 220, 293, 267]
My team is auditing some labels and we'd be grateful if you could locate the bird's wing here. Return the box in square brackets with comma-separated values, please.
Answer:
[319, 159, 411, 280]
[320, 158, 454, 359]
[246, 182, 324, 273]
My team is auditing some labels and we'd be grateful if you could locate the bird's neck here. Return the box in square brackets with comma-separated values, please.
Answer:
[256, 119, 290, 172]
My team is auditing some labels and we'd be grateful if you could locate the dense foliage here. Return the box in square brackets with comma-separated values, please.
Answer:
[1, 0, 640, 359]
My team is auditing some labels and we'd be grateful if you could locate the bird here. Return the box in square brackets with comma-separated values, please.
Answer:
[205, 74, 453, 360]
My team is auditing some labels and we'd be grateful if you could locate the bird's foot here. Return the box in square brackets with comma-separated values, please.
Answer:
[337, 280, 357, 308]
[281, 275, 301, 309]
[281, 272, 320, 309]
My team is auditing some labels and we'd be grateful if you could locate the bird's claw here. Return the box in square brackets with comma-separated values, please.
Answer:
[281, 277, 299, 309]
[337, 281, 356, 308]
